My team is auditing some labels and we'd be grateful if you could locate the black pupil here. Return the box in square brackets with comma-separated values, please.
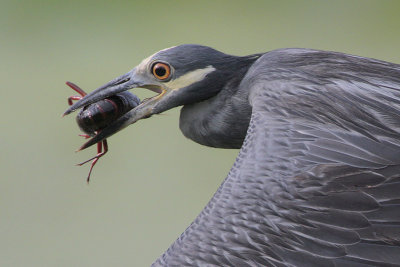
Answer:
[155, 66, 166, 77]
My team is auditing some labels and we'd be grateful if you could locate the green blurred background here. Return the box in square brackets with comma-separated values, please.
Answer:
[1, 0, 400, 266]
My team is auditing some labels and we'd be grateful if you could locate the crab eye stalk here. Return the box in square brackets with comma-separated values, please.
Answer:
[152, 62, 171, 81]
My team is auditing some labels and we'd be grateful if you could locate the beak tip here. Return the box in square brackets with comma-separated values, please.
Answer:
[77, 141, 92, 151]
[63, 108, 72, 117]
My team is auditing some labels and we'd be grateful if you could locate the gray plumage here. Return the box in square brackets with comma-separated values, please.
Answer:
[65, 45, 400, 266]
[154, 48, 400, 266]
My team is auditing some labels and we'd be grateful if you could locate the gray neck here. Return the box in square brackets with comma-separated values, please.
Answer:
[179, 82, 252, 149]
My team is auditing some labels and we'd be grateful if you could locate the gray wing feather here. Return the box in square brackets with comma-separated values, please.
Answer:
[153, 49, 400, 266]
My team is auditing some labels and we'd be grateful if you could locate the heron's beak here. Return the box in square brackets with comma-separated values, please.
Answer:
[63, 68, 169, 151]
[63, 69, 143, 116]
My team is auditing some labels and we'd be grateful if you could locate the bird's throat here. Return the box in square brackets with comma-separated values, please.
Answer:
[179, 85, 252, 149]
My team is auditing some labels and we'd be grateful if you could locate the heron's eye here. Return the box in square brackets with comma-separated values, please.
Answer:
[152, 62, 171, 81]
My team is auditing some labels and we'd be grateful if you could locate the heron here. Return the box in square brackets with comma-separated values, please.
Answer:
[64, 45, 400, 266]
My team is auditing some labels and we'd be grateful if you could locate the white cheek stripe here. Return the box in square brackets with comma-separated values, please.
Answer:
[165, 65, 216, 90]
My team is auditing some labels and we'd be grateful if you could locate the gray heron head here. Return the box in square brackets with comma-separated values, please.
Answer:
[63, 44, 258, 150]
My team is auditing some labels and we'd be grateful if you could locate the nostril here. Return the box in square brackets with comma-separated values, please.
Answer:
[114, 77, 130, 86]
